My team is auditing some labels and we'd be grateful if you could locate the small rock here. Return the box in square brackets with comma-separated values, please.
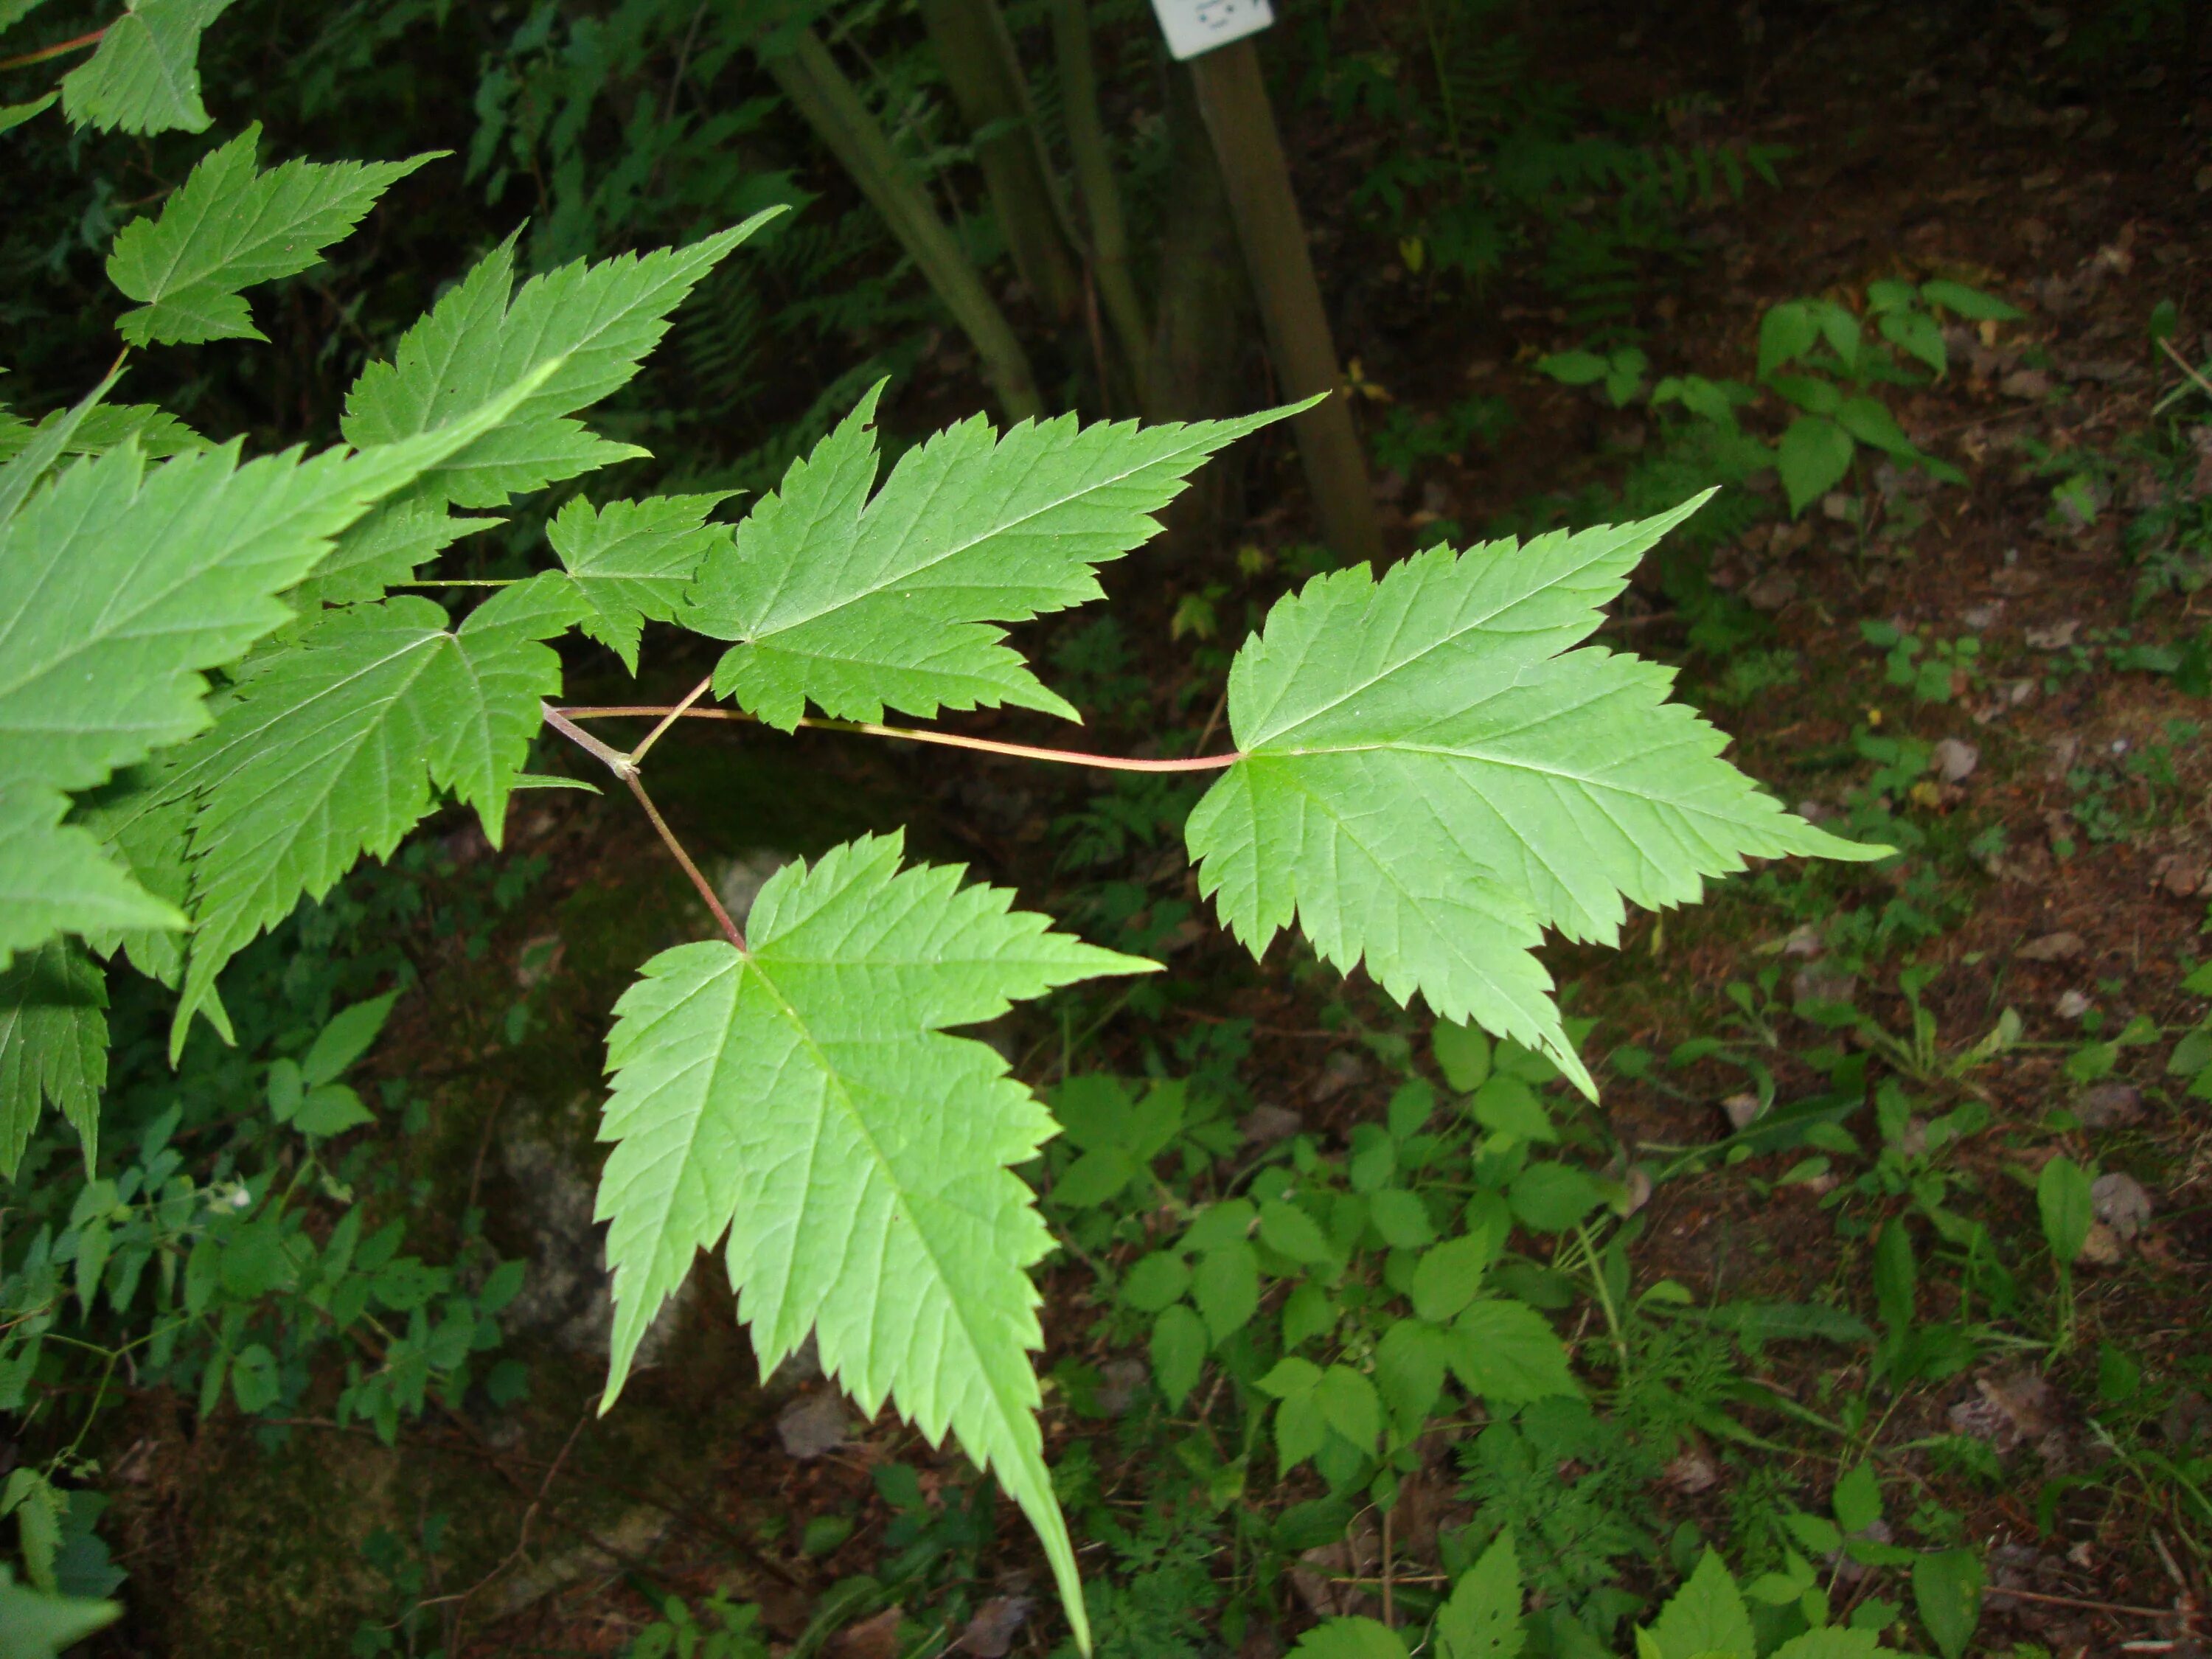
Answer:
[2090, 1171, 2153, 1240]
[2025, 620, 2081, 650]
[2017, 932, 2085, 963]
[2073, 1082, 2142, 1129]
[2055, 989, 2094, 1020]
[777, 1391, 853, 1460]
[1239, 1104, 1305, 1146]
[1744, 569, 1799, 611]
[2077, 1220, 2125, 1266]
[956, 1597, 1035, 1658]
[1933, 738, 1980, 783]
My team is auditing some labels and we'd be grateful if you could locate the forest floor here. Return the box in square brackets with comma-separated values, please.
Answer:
[102, 2, 2212, 1655]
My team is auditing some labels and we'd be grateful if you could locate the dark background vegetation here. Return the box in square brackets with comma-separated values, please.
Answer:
[7, 0, 2212, 1654]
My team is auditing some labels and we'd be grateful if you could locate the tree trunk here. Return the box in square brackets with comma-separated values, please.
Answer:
[1186, 38, 1380, 564]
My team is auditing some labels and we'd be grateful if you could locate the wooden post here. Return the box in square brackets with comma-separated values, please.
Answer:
[1186, 38, 1380, 564]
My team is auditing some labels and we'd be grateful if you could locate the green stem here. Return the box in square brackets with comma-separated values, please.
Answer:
[626, 674, 713, 770]
[920, 0, 1084, 323]
[1047, 0, 1150, 403]
[538, 702, 742, 947]
[755, 24, 1044, 422]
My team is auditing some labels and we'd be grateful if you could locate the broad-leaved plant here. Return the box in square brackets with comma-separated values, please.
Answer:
[0, 23, 1880, 1649]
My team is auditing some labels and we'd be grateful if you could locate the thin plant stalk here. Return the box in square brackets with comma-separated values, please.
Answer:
[1047, 0, 1151, 404]
[553, 701, 1242, 773]
[754, 24, 1044, 421]
[919, 0, 1084, 324]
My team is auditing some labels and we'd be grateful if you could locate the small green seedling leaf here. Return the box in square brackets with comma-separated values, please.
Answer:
[2037, 1155, 2094, 1265]
[1911, 1548, 1984, 1659]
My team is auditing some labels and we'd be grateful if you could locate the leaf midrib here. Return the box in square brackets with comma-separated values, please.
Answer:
[1238, 540, 1635, 748]
[749, 425, 1228, 640]
[740, 947, 1037, 1466]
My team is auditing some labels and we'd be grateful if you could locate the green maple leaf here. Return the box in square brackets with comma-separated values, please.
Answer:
[58, 0, 234, 135]
[0, 403, 206, 467]
[292, 497, 503, 610]
[0, 791, 180, 970]
[339, 212, 779, 510]
[106, 122, 439, 347]
[0, 1565, 119, 1659]
[685, 383, 1296, 728]
[596, 832, 1154, 1649]
[0, 940, 106, 1178]
[547, 493, 735, 672]
[0, 371, 549, 970]
[1186, 495, 1885, 1094]
[166, 578, 581, 1051]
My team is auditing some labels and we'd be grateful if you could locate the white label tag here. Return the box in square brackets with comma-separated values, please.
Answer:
[1148, 0, 1273, 61]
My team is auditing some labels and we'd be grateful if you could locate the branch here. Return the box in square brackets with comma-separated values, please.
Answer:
[2156, 335, 2212, 413]
[626, 772, 745, 950]
[553, 703, 1245, 774]
[0, 28, 103, 71]
[540, 700, 744, 948]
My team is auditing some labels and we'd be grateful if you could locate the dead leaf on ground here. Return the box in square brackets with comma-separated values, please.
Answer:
[2073, 1082, 2142, 1128]
[2025, 621, 2081, 650]
[1951, 1370, 2062, 1453]
[1745, 569, 1799, 611]
[1094, 1358, 1150, 1417]
[776, 1391, 853, 1461]
[1933, 738, 1980, 783]
[2153, 852, 2206, 897]
[2091, 1171, 2153, 1240]
[955, 1596, 1035, 1658]
[2078, 1220, 2125, 1266]
[1239, 1105, 1304, 1146]
[1663, 1445, 1723, 1494]
[2017, 931, 2085, 962]
[833, 1607, 906, 1659]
